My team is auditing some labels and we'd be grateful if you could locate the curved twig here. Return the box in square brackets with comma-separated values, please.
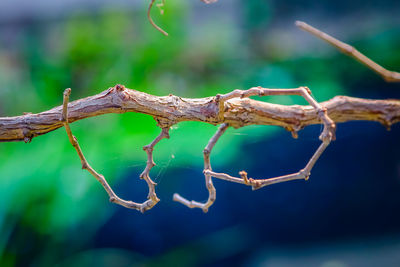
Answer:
[147, 0, 218, 36]
[62, 88, 170, 212]
[148, 0, 169, 36]
[173, 86, 336, 211]
[173, 123, 229, 212]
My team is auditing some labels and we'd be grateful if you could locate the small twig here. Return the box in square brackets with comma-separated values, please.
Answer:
[205, 141, 329, 190]
[296, 21, 400, 82]
[148, 0, 169, 36]
[173, 123, 229, 212]
[183, 86, 335, 210]
[146, 0, 218, 36]
[61, 88, 169, 212]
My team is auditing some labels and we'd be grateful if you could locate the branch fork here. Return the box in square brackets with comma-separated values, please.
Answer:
[173, 85, 336, 211]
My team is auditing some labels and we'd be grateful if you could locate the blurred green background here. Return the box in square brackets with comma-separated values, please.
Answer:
[0, 0, 399, 266]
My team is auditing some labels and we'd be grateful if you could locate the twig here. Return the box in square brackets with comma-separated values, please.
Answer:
[61, 88, 169, 212]
[147, 0, 218, 36]
[148, 0, 169, 36]
[173, 123, 229, 212]
[206, 141, 329, 190]
[296, 21, 400, 82]
[175, 86, 335, 211]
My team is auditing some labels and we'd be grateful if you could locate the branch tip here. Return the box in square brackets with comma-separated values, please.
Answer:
[297, 21, 400, 82]
[148, 0, 169, 36]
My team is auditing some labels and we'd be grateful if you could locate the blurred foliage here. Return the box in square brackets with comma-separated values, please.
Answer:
[0, 0, 399, 266]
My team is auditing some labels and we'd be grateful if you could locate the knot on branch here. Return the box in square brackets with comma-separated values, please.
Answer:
[114, 84, 126, 92]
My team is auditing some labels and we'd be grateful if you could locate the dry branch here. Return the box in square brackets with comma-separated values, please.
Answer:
[1, 14, 399, 213]
[1, 83, 399, 212]
[61, 87, 169, 212]
[1, 86, 398, 143]
[296, 21, 400, 82]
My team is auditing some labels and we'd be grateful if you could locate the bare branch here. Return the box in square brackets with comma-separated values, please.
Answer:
[184, 86, 335, 209]
[148, 0, 169, 36]
[1, 85, 399, 143]
[1, 84, 398, 211]
[173, 123, 229, 212]
[61, 87, 169, 212]
[296, 21, 400, 82]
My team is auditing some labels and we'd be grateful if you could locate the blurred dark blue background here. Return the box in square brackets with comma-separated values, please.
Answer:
[0, 0, 399, 266]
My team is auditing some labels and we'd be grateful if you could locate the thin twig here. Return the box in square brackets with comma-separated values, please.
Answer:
[61, 88, 169, 212]
[173, 123, 229, 212]
[175, 86, 336, 211]
[148, 0, 169, 36]
[147, 0, 218, 36]
[296, 21, 400, 82]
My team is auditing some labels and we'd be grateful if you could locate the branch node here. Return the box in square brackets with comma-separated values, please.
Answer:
[239, 170, 249, 185]
[291, 130, 299, 139]
[114, 84, 125, 92]
[81, 163, 88, 170]
[299, 169, 310, 180]
[22, 128, 32, 143]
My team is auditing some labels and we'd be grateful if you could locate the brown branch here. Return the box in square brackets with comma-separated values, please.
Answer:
[173, 123, 229, 212]
[296, 21, 400, 82]
[1, 85, 399, 143]
[175, 86, 336, 211]
[148, 0, 168, 36]
[61, 87, 169, 212]
[1, 84, 399, 211]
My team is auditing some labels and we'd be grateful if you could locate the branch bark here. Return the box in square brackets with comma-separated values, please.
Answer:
[1, 85, 399, 143]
